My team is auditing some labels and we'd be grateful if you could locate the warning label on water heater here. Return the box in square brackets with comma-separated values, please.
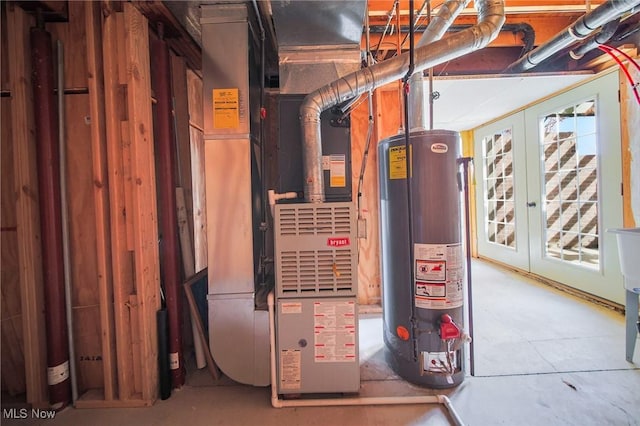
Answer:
[414, 243, 463, 309]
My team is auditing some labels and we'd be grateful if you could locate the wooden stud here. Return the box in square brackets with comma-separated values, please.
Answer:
[84, 0, 117, 400]
[102, 3, 135, 401]
[124, 3, 161, 402]
[7, 5, 49, 407]
[460, 130, 479, 257]
[619, 62, 639, 228]
[187, 70, 207, 271]
[171, 54, 195, 247]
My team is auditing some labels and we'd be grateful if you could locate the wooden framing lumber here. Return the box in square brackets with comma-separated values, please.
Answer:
[102, 1, 135, 401]
[85, 0, 117, 400]
[7, 5, 49, 408]
[123, 2, 161, 402]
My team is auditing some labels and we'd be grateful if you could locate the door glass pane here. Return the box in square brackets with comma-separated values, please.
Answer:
[482, 128, 516, 248]
[540, 99, 599, 268]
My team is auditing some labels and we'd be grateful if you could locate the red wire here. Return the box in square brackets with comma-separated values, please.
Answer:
[598, 46, 640, 105]
[599, 44, 640, 72]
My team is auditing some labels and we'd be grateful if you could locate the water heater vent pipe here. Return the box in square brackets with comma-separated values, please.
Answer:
[300, 0, 505, 202]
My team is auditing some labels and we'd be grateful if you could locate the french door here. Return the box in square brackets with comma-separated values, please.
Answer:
[474, 71, 625, 305]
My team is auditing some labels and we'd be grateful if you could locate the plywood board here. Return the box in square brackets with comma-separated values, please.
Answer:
[351, 94, 381, 306]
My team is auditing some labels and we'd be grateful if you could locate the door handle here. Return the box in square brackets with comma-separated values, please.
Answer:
[527, 201, 537, 208]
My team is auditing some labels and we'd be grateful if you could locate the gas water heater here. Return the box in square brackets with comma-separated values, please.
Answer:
[378, 129, 466, 388]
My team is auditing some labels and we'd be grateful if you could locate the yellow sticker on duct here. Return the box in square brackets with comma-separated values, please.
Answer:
[213, 88, 239, 129]
[389, 145, 412, 179]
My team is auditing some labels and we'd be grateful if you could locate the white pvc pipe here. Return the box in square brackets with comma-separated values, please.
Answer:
[267, 292, 465, 426]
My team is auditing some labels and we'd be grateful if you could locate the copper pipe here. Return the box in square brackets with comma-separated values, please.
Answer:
[31, 24, 71, 410]
[152, 28, 185, 389]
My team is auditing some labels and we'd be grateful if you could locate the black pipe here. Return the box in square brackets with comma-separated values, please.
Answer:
[458, 157, 475, 376]
[570, 18, 620, 59]
[403, 0, 418, 362]
[370, 23, 536, 55]
[31, 22, 71, 410]
[152, 24, 184, 389]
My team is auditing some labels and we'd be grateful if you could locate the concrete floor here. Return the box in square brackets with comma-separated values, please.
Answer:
[4, 259, 639, 425]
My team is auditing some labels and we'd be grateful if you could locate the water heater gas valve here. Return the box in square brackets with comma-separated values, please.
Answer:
[439, 314, 461, 340]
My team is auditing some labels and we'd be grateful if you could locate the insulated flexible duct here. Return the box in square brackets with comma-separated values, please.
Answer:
[300, 0, 505, 202]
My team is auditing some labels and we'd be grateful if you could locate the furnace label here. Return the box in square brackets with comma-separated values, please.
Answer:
[329, 154, 346, 187]
[281, 302, 302, 314]
[414, 243, 463, 309]
[280, 350, 301, 390]
[212, 88, 239, 129]
[313, 301, 356, 362]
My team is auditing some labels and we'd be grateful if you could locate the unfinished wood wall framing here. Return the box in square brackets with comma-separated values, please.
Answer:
[350, 85, 402, 305]
[620, 63, 640, 228]
[1, 1, 203, 408]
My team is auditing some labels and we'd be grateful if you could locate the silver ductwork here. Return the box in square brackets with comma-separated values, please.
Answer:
[300, 0, 506, 203]
[271, 1, 366, 94]
[408, 0, 470, 131]
[507, 0, 640, 73]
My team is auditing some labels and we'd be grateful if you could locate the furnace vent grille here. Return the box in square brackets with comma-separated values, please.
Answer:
[278, 205, 351, 236]
[275, 202, 357, 297]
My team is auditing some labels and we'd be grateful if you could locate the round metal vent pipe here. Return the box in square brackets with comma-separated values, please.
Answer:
[300, 0, 505, 202]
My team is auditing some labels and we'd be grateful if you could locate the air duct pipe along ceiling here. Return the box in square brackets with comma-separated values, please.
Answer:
[300, 0, 506, 203]
[506, 0, 640, 73]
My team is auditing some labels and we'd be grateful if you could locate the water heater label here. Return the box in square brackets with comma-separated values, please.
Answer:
[313, 301, 357, 363]
[388, 145, 412, 179]
[414, 243, 463, 310]
[280, 350, 301, 390]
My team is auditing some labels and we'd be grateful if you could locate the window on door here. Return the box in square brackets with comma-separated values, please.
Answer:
[540, 98, 599, 269]
[482, 128, 516, 249]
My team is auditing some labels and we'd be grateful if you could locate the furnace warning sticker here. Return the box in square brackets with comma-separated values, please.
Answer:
[388, 145, 412, 179]
[313, 301, 356, 363]
[212, 88, 239, 129]
[329, 154, 346, 187]
[280, 350, 301, 390]
[281, 302, 302, 314]
[414, 243, 463, 310]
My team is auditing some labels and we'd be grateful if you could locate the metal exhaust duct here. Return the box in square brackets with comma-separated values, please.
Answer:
[408, 0, 471, 132]
[300, 0, 505, 202]
[506, 0, 640, 73]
